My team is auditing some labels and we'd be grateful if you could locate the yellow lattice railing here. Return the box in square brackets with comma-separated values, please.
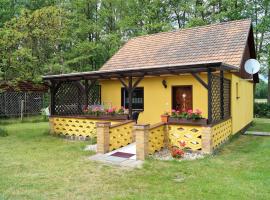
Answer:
[109, 121, 134, 151]
[168, 125, 202, 151]
[50, 117, 118, 138]
[148, 123, 166, 154]
[212, 119, 232, 149]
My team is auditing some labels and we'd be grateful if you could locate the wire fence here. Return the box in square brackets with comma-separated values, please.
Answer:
[0, 91, 46, 117]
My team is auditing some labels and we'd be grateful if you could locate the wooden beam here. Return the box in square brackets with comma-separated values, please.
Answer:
[128, 76, 133, 119]
[50, 81, 56, 115]
[132, 76, 144, 91]
[207, 70, 213, 124]
[84, 80, 89, 108]
[191, 73, 208, 90]
[118, 78, 128, 89]
[220, 70, 224, 119]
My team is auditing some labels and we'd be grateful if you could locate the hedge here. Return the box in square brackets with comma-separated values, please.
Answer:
[254, 103, 270, 118]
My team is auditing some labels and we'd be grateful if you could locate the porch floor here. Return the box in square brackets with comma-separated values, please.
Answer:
[89, 143, 143, 168]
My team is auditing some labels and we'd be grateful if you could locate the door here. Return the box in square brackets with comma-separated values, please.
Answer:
[172, 86, 193, 112]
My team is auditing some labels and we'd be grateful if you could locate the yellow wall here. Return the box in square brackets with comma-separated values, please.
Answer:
[100, 74, 208, 124]
[100, 73, 254, 133]
[230, 74, 254, 134]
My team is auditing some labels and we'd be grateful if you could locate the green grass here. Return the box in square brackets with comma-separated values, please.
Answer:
[1, 120, 270, 199]
[0, 115, 48, 125]
[248, 118, 270, 132]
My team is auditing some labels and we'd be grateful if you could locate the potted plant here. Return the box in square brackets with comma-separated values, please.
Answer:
[161, 112, 170, 123]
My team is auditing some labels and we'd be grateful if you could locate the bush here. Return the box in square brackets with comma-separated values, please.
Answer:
[254, 103, 270, 118]
[0, 127, 8, 137]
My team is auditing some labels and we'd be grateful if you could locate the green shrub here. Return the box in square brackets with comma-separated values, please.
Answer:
[0, 127, 8, 137]
[254, 103, 270, 118]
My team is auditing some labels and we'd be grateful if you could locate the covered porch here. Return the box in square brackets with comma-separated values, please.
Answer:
[43, 61, 235, 125]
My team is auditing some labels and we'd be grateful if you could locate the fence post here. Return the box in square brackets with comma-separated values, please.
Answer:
[20, 100, 24, 121]
[134, 124, 150, 160]
[201, 126, 213, 154]
[96, 122, 111, 154]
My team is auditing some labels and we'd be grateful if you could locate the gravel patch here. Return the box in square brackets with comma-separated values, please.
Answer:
[150, 148, 204, 161]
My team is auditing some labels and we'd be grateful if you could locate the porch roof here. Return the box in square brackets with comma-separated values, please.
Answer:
[42, 61, 238, 81]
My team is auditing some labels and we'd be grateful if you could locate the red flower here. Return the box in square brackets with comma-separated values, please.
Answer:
[171, 147, 185, 158]
[179, 140, 186, 147]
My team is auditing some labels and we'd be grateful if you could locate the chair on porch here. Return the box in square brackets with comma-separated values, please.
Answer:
[132, 111, 140, 124]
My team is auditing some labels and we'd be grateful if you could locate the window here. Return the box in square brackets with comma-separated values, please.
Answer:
[172, 86, 193, 111]
[121, 87, 144, 110]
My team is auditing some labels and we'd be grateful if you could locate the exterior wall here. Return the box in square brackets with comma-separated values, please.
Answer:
[100, 75, 208, 124]
[230, 74, 254, 134]
[100, 73, 254, 134]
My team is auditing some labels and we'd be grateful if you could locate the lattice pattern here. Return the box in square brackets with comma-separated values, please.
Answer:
[168, 125, 202, 151]
[55, 82, 84, 115]
[148, 124, 165, 154]
[53, 81, 100, 116]
[212, 119, 232, 149]
[210, 74, 231, 123]
[88, 85, 101, 105]
[50, 117, 118, 138]
[0, 92, 44, 117]
[109, 122, 134, 151]
[223, 79, 231, 118]
[210, 75, 221, 122]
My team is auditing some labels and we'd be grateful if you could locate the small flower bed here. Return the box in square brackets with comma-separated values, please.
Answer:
[171, 109, 203, 120]
[170, 141, 187, 159]
[83, 105, 128, 117]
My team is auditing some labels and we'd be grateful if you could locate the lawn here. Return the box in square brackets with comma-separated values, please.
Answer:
[1, 119, 270, 200]
[248, 118, 270, 132]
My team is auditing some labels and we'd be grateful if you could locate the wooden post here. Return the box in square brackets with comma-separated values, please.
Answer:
[50, 81, 56, 115]
[134, 124, 149, 160]
[128, 76, 133, 119]
[207, 69, 213, 123]
[20, 100, 24, 121]
[84, 80, 89, 108]
[220, 70, 224, 119]
[96, 122, 111, 154]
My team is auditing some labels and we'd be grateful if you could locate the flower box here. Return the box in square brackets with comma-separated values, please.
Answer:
[168, 117, 208, 125]
[84, 114, 129, 120]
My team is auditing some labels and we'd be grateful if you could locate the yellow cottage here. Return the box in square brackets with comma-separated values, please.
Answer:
[43, 19, 258, 155]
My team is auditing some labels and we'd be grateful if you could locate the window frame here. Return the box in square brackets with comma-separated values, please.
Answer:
[121, 87, 144, 111]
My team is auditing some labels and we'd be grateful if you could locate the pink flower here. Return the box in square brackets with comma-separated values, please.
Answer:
[195, 109, 202, 115]
[171, 109, 176, 113]
[187, 109, 193, 114]
[108, 108, 113, 113]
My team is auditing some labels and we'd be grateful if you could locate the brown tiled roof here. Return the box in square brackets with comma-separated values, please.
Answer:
[100, 19, 252, 71]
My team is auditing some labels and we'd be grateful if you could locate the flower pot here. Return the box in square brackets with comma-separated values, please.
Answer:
[161, 115, 169, 123]
[168, 117, 207, 125]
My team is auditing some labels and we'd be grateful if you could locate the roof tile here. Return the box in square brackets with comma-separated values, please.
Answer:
[99, 19, 251, 71]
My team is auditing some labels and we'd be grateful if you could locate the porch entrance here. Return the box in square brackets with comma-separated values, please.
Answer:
[172, 86, 193, 112]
